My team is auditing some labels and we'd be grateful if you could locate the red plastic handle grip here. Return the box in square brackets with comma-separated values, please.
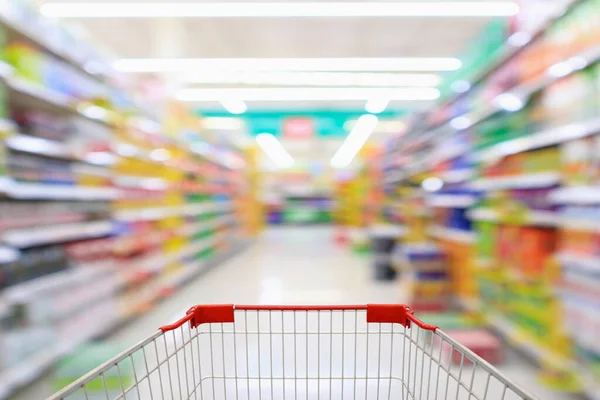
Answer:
[160, 304, 437, 332]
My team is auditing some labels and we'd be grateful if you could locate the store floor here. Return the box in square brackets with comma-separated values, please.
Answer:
[17, 227, 575, 399]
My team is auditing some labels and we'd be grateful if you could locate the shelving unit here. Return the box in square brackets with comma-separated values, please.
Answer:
[0, 3, 259, 399]
[381, 0, 600, 397]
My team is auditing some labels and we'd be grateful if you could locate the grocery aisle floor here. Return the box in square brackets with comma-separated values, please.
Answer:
[17, 227, 574, 399]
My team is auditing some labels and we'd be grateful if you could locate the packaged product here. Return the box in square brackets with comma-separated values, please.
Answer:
[561, 137, 595, 185]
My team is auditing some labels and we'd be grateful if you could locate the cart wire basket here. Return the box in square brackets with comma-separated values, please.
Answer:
[48, 304, 536, 399]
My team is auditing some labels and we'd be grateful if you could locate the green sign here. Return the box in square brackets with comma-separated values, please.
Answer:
[197, 109, 406, 138]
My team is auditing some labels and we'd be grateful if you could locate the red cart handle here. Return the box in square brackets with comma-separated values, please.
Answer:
[160, 304, 437, 332]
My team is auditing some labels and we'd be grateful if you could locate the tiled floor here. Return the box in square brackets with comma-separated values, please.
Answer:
[16, 227, 575, 399]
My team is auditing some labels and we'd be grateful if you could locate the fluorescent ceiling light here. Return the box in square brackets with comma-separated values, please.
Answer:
[114, 58, 461, 73]
[177, 87, 440, 102]
[183, 71, 442, 87]
[220, 99, 247, 114]
[331, 114, 379, 168]
[256, 133, 295, 169]
[202, 117, 244, 131]
[422, 177, 444, 192]
[365, 99, 389, 114]
[41, 2, 520, 18]
[450, 80, 471, 93]
[344, 119, 406, 133]
[450, 116, 472, 130]
[493, 93, 524, 112]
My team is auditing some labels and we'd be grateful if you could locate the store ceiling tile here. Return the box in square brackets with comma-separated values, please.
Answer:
[51, 4, 491, 60]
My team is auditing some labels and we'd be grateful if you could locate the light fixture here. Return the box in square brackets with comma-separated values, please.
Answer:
[450, 80, 471, 93]
[547, 56, 588, 78]
[255, 133, 295, 169]
[494, 93, 524, 112]
[507, 31, 531, 47]
[450, 116, 472, 130]
[149, 148, 171, 162]
[220, 99, 247, 114]
[202, 117, 244, 130]
[365, 99, 389, 114]
[42, 2, 519, 18]
[114, 58, 461, 73]
[183, 71, 442, 87]
[422, 177, 443, 192]
[331, 114, 379, 168]
[177, 87, 440, 102]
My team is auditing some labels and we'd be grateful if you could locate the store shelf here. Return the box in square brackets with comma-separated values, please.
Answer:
[427, 194, 477, 208]
[180, 237, 217, 260]
[558, 217, 600, 232]
[0, 315, 122, 400]
[0, 246, 20, 264]
[556, 252, 600, 274]
[549, 186, 600, 205]
[457, 298, 575, 371]
[0, 240, 249, 400]
[467, 208, 561, 227]
[2, 220, 115, 248]
[470, 172, 561, 190]
[438, 168, 474, 184]
[5, 134, 76, 160]
[4, 180, 118, 200]
[429, 226, 476, 244]
[0, 10, 112, 83]
[476, 118, 600, 163]
[5, 75, 113, 126]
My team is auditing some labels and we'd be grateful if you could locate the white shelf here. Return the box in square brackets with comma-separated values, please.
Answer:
[5, 74, 113, 126]
[0, 9, 112, 83]
[438, 169, 474, 184]
[470, 172, 561, 190]
[180, 237, 217, 259]
[1, 261, 114, 306]
[0, 246, 20, 264]
[4, 181, 119, 200]
[0, 315, 122, 400]
[6, 134, 77, 160]
[558, 217, 600, 232]
[550, 186, 600, 205]
[184, 203, 219, 216]
[429, 226, 476, 244]
[457, 298, 576, 371]
[0, 242, 247, 399]
[369, 223, 408, 238]
[475, 118, 600, 162]
[427, 194, 477, 208]
[467, 208, 562, 227]
[2, 220, 114, 248]
[115, 202, 225, 222]
[557, 252, 600, 273]
[114, 176, 170, 191]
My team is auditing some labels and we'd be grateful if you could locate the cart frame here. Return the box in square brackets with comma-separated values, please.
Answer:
[48, 304, 537, 400]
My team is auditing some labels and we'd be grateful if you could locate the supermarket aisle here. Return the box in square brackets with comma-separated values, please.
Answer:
[16, 227, 572, 399]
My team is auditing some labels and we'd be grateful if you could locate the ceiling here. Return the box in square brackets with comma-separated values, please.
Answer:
[37, 0, 501, 168]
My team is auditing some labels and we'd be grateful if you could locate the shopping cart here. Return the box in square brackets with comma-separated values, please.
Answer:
[49, 304, 536, 399]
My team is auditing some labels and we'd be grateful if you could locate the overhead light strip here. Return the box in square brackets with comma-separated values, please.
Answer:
[183, 71, 442, 87]
[113, 58, 461, 73]
[331, 114, 379, 168]
[176, 87, 440, 102]
[41, 2, 519, 18]
[255, 133, 295, 169]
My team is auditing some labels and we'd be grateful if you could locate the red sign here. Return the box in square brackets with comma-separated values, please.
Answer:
[283, 117, 313, 140]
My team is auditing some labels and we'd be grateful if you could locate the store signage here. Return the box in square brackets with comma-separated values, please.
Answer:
[283, 117, 314, 140]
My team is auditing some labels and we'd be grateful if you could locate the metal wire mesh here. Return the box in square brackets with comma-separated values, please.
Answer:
[49, 307, 535, 400]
